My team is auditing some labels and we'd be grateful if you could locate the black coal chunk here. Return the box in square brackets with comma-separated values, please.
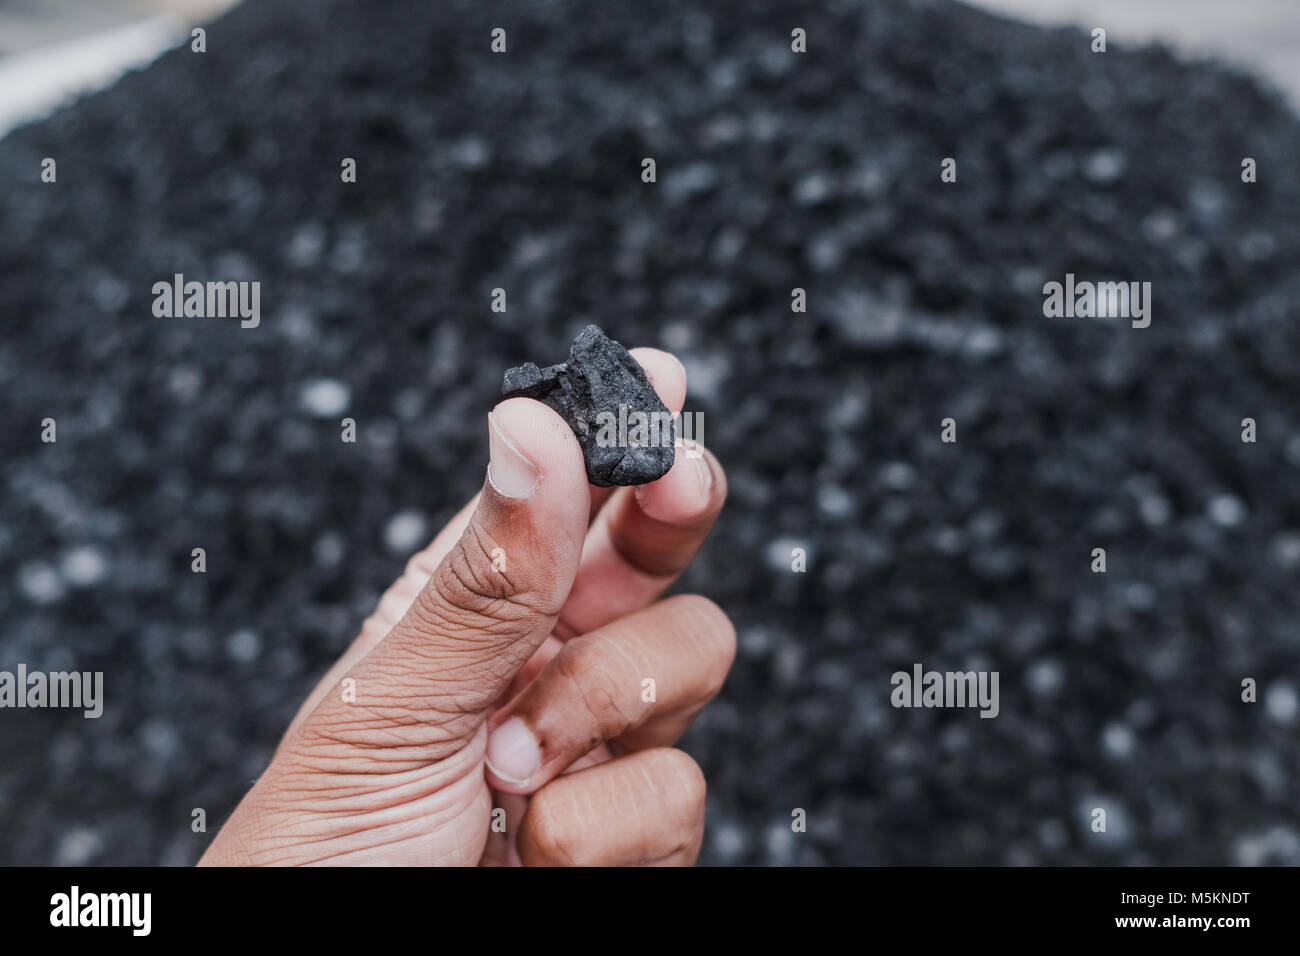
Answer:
[501, 326, 675, 487]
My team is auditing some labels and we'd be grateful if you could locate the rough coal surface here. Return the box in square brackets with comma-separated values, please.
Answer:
[3, 0, 1300, 866]
[502, 324, 675, 486]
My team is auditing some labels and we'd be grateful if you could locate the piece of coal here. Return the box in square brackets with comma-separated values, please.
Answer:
[501, 326, 675, 487]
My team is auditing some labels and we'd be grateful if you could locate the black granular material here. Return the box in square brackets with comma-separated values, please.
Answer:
[502, 324, 675, 486]
[2, 0, 1300, 866]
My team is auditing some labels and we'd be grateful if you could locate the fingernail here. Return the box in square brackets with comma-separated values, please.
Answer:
[692, 449, 713, 495]
[486, 716, 541, 785]
[487, 411, 540, 499]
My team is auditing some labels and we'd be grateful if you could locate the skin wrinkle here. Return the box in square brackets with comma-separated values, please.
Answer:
[316, 702, 472, 735]
[675, 596, 735, 694]
[586, 636, 653, 731]
[508, 597, 734, 778]
[578, 780, 606, 863]
[554, 641, 639, 742]
[625, 761, 657, 863]
[518, 750, 707, 866]
[622, 600, 723, 701]
[246, 811, 417, 858]
[478, 479, 586, 595]
[595, 630, 652, 682]
[268, 749, 479, 811]
[294, 701, 469, 750]
[390, 599, 546, 718]
[522, 791, 576, 866]
[202, 352, 727, 867]
[337, 669, 473, 706]
[289, 742, 432, 773]
[669, 752, 707, 839]
[313, 690, 472, 728]
[654, 753, 705, 861]
[263, 785, 451, 828]
[629, 753, 687, 864]
[425, 558, 533, 636]
[239, 737, 491, 865]
[276, 756, 444, 785]
[289, 832, 467, 868]
[227, 465, 568, 862]
[314, 773, 479, 832]
[359, 650, 506, 702]
[452, 520, 526, 604]
[281, 798, 485, 866]
[287, 735, 457, 773]
[286, 710, 470, 774]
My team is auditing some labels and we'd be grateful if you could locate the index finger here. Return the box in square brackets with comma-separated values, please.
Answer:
[554, 441, 727, 639]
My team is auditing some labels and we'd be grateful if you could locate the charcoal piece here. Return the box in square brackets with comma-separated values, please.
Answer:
[501, 325, 675, 486]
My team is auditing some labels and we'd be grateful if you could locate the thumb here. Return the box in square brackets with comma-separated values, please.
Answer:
[293, 397, 590, 761]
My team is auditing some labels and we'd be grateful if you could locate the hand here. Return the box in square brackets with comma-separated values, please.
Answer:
[199, 348, 732, 866]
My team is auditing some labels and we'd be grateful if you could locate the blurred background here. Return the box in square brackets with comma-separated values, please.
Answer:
[2, 0, 1299, 866]
[4, 0, 1300, 137]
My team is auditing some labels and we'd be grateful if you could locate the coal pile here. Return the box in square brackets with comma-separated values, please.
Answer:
[2, 0, 1300, 866]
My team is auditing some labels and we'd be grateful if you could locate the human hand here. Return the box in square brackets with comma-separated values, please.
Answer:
[199, 348, 731, 866]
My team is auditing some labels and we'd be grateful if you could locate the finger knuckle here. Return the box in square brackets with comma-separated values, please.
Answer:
[521, 789, 582, 866]
[417, 526, 539, 635]
[555, 640, 641, 739]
